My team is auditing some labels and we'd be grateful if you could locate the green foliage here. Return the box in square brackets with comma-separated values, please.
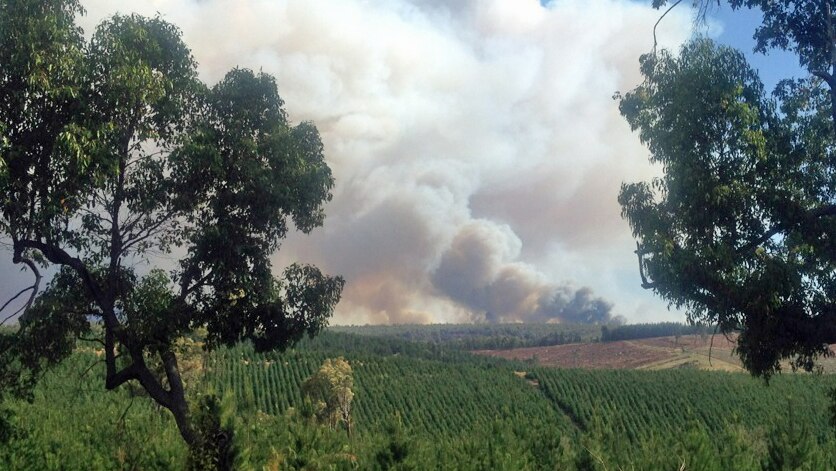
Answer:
[4, 332, 836, 468]
[302, 357, 354, 434]
[626, 0, 836, 385]
[187, 393, 232, 471]
[0, 352, 187, 470]
[619, 36, 836, 378]
[533, 367, 836, 448]
[0, 0, 343, 450]
[330, 323, 600, 350]
[0, 0, 87, 234]
[205, 334, 571, 439]
[763, 405, 831, 471]
[186, 390, 251, 471]
[601, 321, 710, 342]
[726, 1, 836, 72]
[372, 414, 415, 470]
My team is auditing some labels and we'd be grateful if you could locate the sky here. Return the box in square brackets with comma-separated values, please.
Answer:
[0, 0, 805, 326]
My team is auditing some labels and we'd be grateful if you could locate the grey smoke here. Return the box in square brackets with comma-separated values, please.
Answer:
[0, 0, 698, 325]
[432, 221, 614, 323]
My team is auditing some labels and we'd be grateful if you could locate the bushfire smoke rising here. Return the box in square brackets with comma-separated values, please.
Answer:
[0, 0, 696, 324]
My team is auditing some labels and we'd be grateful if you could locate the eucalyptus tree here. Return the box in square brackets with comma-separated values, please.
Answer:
[302, 357, 354, 436]
[620, 1, 836, 377]
[0, 0, 344, 448]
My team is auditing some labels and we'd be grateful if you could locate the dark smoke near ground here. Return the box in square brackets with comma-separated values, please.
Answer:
[432, 222, 616, 324]
[531, 287, 614, 324]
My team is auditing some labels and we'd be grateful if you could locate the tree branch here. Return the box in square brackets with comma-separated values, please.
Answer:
[111, 349, 174, 410]
[1, 253, 42, 325]
[78, 206, 113, 226]
[653, 0, 683, 56]
[15, 239, 102, 304]
[121, 209, 177, 254]
[735, 225, 783, 255]
[810, 203, 836, 218]
[736, 204, 836, 255]
[105, 362, 141, 391]
[160, 347, 195, 444]
[77, 355, 111, 382]
[180, 269, 213, 300]
[635, 242, 658, 289]
[743, 205, 836, 254]
[77, 335, 106, 348]
[812, 69, 835, 87]
[0, 285, 35, 325]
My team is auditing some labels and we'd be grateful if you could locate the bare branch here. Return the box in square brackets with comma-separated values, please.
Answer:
[116, 396, 135, 427]
[735, 225, 782, 255]
[78, 356, 108, 382]
[653, 0, 684, 56]
[1, 254, 43, 325]
[708, 323, 719, 368]
[121, 210, 177, 254]
[0, 285, 35, 323]
[105, 362, 141, 391]
[125, 148, 166, 169]
[810, 203, 836, 218]
[0, 301, 30, 327]
[79, 206, 113, 226]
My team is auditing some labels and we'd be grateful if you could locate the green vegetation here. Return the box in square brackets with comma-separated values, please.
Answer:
[0, 0, 343, 451]
[3, 330, 836, 469]
[533, 368, 836, 445]
[601, 322, 711, 342]
[302, 357, 354, 435]
[205, 334, 568, 439]
[331, 322, 601, 350]
[620, 1, 836, 379]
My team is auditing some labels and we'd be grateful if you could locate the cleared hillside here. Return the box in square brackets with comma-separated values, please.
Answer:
[473, 334, 741, 370]
[475, 334, 836, 372]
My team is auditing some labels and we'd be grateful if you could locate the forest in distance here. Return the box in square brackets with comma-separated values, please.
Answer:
[2, 323, 836, 470]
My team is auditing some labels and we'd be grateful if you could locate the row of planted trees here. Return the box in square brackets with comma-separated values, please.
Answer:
[4, 340, 836, 469]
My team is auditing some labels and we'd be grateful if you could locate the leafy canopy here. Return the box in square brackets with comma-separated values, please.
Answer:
[0, 0, 344, 446]
[302, 357, 354, 435]
[620, 2, 836, 378]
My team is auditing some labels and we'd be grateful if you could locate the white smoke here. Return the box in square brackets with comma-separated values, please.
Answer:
[1, 0, 696, 325]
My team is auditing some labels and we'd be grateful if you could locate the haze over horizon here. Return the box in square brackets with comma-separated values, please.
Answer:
[0, 0, 797, 326]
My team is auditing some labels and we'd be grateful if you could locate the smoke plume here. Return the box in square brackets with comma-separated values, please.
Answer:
[0, 0, 696, 325]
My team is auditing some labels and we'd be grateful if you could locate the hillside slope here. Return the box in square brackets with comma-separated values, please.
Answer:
[475, 334, 836, 372]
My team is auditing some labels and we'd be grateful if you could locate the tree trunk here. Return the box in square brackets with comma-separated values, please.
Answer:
[169, 393, 198, 447]
[160, 348, 198, 446]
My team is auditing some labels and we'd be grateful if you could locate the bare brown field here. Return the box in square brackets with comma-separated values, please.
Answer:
[475, 334, 836, 372]
[474, 338, 673, 369]
[473, 334, 747, 371]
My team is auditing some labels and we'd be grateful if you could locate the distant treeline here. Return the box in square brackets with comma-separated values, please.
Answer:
[329, 322, 719, 349]
[329, 323, 601, 350]
[601, 322, 713, 342]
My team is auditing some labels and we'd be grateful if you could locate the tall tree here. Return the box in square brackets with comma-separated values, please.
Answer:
[621, 1, 836, 378]
[303, 357, 354, 436]
[0, 0, 344, 449]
